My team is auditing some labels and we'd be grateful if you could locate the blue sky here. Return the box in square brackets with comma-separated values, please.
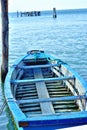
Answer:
[0, 0, 87, 12]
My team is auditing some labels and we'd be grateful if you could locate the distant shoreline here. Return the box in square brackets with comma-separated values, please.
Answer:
[8, 8, 87, 14]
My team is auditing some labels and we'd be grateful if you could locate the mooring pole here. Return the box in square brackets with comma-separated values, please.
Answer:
[53, 8, 57, 18]
[17, 10, 19, 17]
[1, 0, 9, 82]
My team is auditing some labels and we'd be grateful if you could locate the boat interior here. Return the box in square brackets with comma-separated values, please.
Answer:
[11, 52, 86, 118]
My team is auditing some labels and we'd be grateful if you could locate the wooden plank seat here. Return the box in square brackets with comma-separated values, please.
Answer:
[17, 63, 59, 69]
[33, 68, 55, 114]
[17, 95, 86, 104]
[11, 76, 75, 84]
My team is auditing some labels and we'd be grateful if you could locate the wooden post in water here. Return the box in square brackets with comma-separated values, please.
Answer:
[17, 11, 19, 17]
[53, 8, 57, 18]
[1, 0, 9, 82]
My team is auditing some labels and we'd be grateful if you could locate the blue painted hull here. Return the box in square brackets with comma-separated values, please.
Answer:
[19, 111, 87, 130]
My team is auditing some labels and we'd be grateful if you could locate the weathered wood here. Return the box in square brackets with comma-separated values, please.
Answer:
[33, 68, 55, 114]
[1, 0, 9, 82]
[11, 76, 75, 84]
[54, 104, 78, 109]
[18, 95, 86, 104]
[53, 8, 57, 18]
[18, 63, 59, 69]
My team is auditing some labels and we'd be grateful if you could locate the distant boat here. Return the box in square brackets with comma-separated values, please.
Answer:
[4, 50, 87, 130]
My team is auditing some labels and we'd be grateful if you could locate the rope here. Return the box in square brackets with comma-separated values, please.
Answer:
[33, 53, 39, 62]
[0, 98, 17, 115]
[0, 100, 6, 115]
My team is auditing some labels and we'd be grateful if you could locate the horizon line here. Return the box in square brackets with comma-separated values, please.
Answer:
[7, 7, 87, 13]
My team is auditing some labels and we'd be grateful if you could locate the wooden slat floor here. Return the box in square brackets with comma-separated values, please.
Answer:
[16, 67, 79, 117]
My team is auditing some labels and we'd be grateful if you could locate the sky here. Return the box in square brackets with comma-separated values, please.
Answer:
[0, 0, 87, 12]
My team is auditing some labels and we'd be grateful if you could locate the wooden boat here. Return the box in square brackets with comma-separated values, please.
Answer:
[4, 50, 87, 130]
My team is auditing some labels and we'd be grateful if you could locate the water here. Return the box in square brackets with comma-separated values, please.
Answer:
[6, 9, 87, 82]
[0, 8, 87, 129]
